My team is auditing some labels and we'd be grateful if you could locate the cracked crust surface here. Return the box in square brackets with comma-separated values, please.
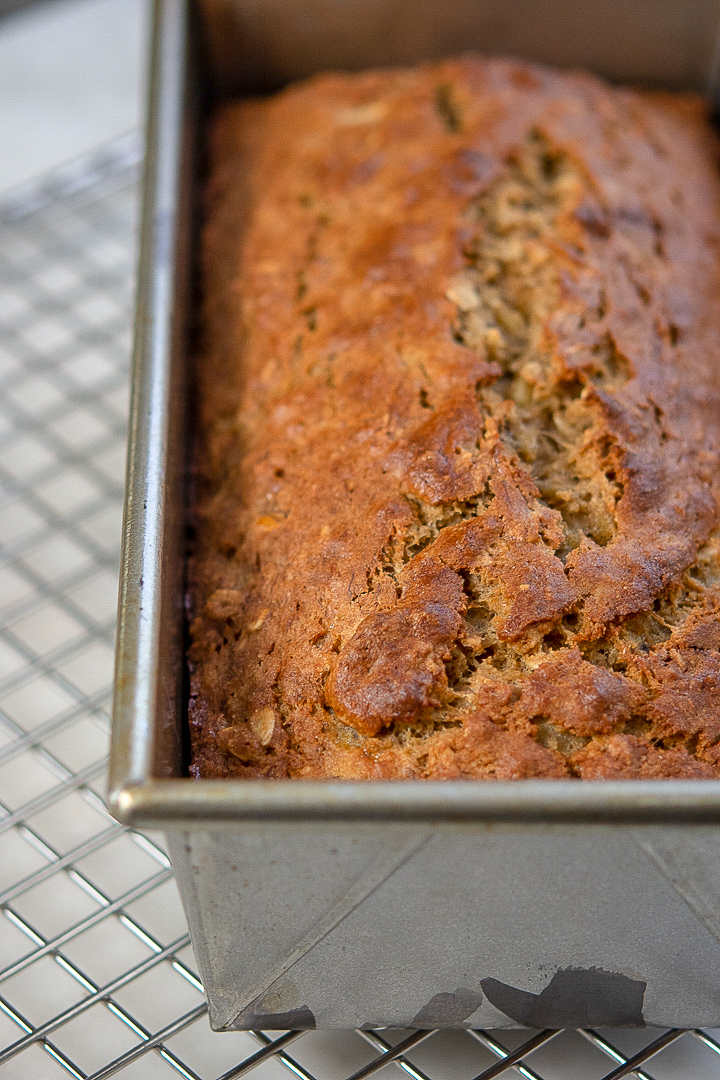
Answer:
[188, 56, 720, 780]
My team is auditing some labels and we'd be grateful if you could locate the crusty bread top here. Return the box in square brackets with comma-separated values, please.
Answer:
[189, 57, 720, 780]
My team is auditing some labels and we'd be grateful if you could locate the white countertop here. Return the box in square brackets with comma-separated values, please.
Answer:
[0, 0, 148, 195]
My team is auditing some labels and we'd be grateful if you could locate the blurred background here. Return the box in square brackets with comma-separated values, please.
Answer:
[0, 0, 149, 195]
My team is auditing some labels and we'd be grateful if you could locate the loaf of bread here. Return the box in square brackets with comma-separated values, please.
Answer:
[188, 56, 720, 780]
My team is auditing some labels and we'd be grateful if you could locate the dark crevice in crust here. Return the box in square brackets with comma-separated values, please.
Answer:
[434, 83, 464, 134]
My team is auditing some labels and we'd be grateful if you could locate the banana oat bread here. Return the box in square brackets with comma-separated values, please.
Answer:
[188, 57, 720, 780]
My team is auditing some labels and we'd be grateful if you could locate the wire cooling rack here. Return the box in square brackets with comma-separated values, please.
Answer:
[2, 135, 720, 1080]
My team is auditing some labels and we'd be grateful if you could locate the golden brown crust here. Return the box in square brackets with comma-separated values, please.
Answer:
[188, 56, 720, 780]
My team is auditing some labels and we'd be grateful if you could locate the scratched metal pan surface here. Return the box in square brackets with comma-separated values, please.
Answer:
[109, 0, 720, 1030]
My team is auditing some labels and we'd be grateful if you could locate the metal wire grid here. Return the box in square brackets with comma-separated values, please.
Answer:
[1, 137, 720, 1080]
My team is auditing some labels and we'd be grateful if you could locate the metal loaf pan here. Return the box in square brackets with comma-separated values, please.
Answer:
[110, 0, 720, 1031]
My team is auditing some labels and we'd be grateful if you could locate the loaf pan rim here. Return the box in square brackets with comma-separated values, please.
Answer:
[109, 0, 720, 830]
